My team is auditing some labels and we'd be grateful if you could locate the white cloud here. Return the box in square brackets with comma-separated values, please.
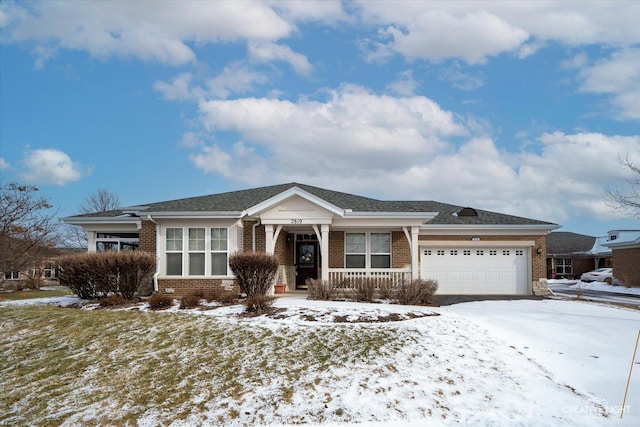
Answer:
[186, 86, 640, 225]
[0, 157, 10, 170]
[560, 52, 588, 70]
[355, 1, 640, 64]
[439, 63, 484, 91]
[248, 42, 313, 75]
[206, 64, 269, 99]
[20, 148, 86, 186]
[2, 1, 295, 66]
[577, 48, 640, 120]
[153, 73, 203, 101]
[386, 70, 418, 96]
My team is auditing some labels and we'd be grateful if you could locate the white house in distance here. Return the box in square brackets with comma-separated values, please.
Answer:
[63, 183, 558, 297]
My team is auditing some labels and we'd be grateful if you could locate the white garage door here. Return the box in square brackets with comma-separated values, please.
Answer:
[420, 247, 529, 294]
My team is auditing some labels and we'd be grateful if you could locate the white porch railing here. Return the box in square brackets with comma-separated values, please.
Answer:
[327, 268, 412, 286]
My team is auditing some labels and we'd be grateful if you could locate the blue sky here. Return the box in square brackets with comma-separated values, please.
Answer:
[1, 1, 639, 236]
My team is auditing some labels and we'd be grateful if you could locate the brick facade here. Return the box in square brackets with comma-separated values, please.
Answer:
[159, 278, 239, 298]
[612, 248, 640, 286]
[392, 231, 411, 268]
[139, 220, 156, 254]
[328, 231, 344, 268]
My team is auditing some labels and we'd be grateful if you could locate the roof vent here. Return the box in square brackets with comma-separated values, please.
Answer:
[457, 207, 478, 217]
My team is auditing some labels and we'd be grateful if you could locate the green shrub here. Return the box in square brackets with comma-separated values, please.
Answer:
[228, 252, 279, 296]
[148, 293, 174, 310]
[58, 251, 156, 300]
[396, 279, 438, 305]
[306, 279, 337, 300]
[244, 293, 275, 313]
[180, 293, 202, 309]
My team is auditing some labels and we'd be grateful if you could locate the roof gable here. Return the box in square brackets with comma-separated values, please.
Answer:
[244, 186, 344, 217]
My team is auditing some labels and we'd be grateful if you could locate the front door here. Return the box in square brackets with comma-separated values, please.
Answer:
[296, 241, 318, 289]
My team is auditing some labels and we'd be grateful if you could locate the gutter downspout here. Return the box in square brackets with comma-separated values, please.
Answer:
[147, 215, 160, 293]
[252, 220, 261, 252]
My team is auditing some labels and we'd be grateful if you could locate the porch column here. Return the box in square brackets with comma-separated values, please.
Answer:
[411, 226, 419, 280]
[321, 224, 329, 281]
[265, 224, 274, 254]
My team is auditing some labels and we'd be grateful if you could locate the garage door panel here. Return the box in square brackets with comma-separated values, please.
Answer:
[421, 247, 529, 295]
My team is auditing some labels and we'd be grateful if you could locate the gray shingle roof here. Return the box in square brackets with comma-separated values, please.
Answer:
[69, 182, 556, 226]
[546, 231, 596, 255]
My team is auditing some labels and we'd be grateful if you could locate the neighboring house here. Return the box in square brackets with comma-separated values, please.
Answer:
[0, 247, 81, 290]
[546, 232, 612, 279]
[603, 230, 640, 287]
[63, 183, 559, 297]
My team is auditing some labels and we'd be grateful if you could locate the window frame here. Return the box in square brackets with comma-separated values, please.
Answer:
[164, 226, 230, 277]
[165, 227, 184, 276]
[344, 231, 392, 269]
[555, 258, 572, 275]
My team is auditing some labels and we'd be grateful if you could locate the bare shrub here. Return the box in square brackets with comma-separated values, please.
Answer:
[148, 293, 174, 310]
[98, 294, 128, 307]
[377, 279, 393, 300]
[306, 279, 337, 300]
[180, 293, 202, 309]
[396, 279, 438, 306]
[228, 252, 279, 296]
[352, 277, 376, 302]
[244, 293, 275, 313]
[58, 251, 156, 300]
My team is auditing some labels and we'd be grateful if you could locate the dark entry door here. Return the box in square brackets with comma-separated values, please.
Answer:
[296, 241, 318, 289]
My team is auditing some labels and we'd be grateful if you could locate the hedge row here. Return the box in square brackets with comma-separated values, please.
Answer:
[58, 251, 156, 300]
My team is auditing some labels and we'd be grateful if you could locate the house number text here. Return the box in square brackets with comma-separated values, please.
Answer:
[290, 219, 303, 224]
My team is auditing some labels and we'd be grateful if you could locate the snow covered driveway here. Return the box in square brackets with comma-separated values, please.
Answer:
[440, 299, 640, 424]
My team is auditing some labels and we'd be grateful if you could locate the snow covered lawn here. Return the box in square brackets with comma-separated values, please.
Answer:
[1, 296, 639, 426]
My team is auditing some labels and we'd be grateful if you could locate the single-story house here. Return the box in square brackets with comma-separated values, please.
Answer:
[546, 232, 612, 279]
[603, 230, 640, 287]
[63, 183, 559, 296]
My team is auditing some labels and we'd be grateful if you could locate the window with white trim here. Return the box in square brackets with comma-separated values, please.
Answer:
[345, 233, 366, 268]
[188, 228, 205, 275]
[165, 227, 229, 276]
[211, 227, 228, 276]
[166, 228, 183, 276]
[555, 258, 572, 275]
[345, 232, 391, 269]
[4, 271, 20, 280]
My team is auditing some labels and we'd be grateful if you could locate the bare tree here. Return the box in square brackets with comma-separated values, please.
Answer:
[0, 181, 61, 286]
[62, 189, 122, 249]
[606, 156, 640, 220]
[80, 188, 121, 214]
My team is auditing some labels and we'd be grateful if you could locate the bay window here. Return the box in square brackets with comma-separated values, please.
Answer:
[165, 226, 228, 276]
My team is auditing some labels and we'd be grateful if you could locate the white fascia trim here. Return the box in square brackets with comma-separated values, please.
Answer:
[420, 224, 559, 234]
[62, 216, 140, 225]
[139, 211, 243, 218]
[243, 186, 344, 217]
[344, 211, 439, 219]
[603, 238, 640, 249]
